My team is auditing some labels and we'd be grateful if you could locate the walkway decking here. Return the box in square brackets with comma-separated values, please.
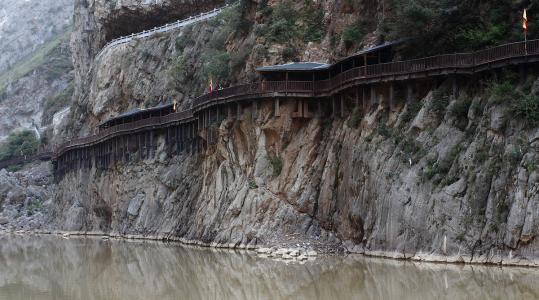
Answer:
[3, 38, 539, 171]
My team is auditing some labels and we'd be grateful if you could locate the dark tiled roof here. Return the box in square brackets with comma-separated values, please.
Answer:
[100, 102, 173, 127]
[256, 62, 331, 72]
[256, 39, 407, 73]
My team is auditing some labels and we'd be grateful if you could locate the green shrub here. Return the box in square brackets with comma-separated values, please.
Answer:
[450, 97, 472, 120]
[270, 155, 283, 177]
[175, 35, 194, 51]
[401, 137, 424, 158]
[401, 101, 422, 124]
[0, 130, 39, 161]
[385, 1, 517, 57]
[511, 93, 539, 126]
[302, 1, 326, 42]
[231, 45, 251, 72]
[488, 81, 517, 104]
[431, 89, 450, 118]
[248, 179, 258, 189]
[342, 23, 363, 47]
[347, 107, 362, 128]
[282, 46, 296, 61]
[202, 50, 230, 82]
[266, 1, 301, 43]
[377, 123, 393, 138]
[495, 201, 510, 225]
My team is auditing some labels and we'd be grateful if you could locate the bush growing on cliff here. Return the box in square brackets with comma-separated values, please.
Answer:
[282, 46, 297, 61]
[347, 107, 362, 128]
[202, 50, 230, 83]
[431, 89, 450, 118]
[0, 130, 39, 161]
[270, 155, 284, 177]
[302, 0, 326, 43]
[266, 0, 301, 43]
[386, 1, 535, 57]
[488, 80, 519, 105]
[511, 93, 539, 126]
[450, 97, 471, 117]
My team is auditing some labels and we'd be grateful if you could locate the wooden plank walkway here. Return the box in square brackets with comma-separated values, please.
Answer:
[3, 39, 539, 172]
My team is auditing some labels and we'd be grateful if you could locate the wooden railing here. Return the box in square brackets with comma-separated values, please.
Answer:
[2, 39, 539, 170]
[0, 152, 53, 170]
[96, 4, 232, 60]
[192, 40, 539, 110]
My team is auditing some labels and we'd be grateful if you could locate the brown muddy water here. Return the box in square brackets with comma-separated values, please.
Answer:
[0, 234, 537, 300]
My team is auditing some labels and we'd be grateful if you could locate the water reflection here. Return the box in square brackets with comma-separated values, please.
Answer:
[0, 235, 537, 300]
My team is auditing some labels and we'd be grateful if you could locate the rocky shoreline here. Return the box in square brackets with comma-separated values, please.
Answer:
[1, 230, 538, 268]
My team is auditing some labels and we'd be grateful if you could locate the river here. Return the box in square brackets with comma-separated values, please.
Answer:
[0, 234, 537, 300]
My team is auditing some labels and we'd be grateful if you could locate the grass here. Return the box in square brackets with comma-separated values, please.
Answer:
[0, 31, 71, 95]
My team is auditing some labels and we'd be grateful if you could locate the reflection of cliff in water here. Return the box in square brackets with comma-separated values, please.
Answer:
[0, 235, 537, 300]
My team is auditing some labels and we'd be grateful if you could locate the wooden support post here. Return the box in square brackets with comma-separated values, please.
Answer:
[355, 86, 359, 108]
[370, 85, 376, 108]
[332, 96, 336, 118]
[406, 83, 413, 103]
[216, 105, 220, 123]
[294, 99, 303, 118]
[304, 100, 312, 118]
[237, 102, 242, 120]
[138, 133, 142, 161]
[451, 76, 458, 99]
[317, 99, 322, 117]
[227, 104, 232, 119]
[126, 135, 130, 162]
[274, 98, 280, 117]
[340, 94, 345, 117]
[150, 130, 154, 158]
[389, 83, 395, 112]
[252, 101, 258, 120]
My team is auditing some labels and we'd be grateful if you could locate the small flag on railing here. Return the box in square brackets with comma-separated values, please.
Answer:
[523, 9, 529, 32]
[209, 77, 214, 95]
[173, 99, 177, 112]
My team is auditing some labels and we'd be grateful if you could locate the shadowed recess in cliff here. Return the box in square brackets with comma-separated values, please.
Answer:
[101, 0, 228, 46]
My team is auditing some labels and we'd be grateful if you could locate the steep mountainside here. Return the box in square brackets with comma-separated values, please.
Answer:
[40, 0, 539, 266]
[0, 0, 72, 74]
[0, 0, 74, 143]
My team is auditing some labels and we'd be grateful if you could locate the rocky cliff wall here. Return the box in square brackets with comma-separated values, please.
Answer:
[0, 0, 72, 74]
[48, 0, 539, 266]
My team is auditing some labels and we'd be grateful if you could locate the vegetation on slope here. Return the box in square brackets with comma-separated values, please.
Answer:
[386, 0, 539, 57]
[0, 30, 72, 95]
[0, 130, 39, 161]
[42, 81, 74, 126]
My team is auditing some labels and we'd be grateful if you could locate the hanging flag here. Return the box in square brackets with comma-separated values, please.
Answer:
[173, 98, 177, 112]
[209, 77, 213, 95]
[523, 9, 529, 32]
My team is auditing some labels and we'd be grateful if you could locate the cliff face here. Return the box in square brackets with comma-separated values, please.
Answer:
[0, 0, 72, 74]
[48, 0, 539, 265]
[0, 0, 74, 142]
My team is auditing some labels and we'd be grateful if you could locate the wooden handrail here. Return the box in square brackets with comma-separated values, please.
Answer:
[3, 39, 538, 170]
